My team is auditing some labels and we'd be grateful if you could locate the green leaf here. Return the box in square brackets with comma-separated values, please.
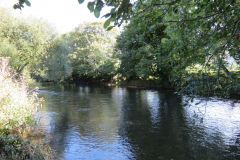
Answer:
[106, 26, 114, 31]
[104, 18, 112, 28]
[94, 8, 101, 18]
[78, 0, 84, 4]
[94, 0, 103, 18]
[103, 13, 111, 18]
[25, 0, 31, 7]
[87, 2, 95, 12]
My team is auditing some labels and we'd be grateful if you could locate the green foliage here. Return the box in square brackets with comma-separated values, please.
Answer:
[42, 22, 119, 82]
[42, 37, 73, 82]
[0, 134, 54, 160]
[116, 6, 170, 81]
[13, 0, 240, 97]
[116, 0, 240, 97]
[67, 22, 118, 81]
[0, 58, 54, 160]
[0, 8, 53, 75]
[0, 58, 40, 133]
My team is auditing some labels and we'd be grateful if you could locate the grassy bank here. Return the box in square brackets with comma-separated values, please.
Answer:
[0, 58, 54, 160]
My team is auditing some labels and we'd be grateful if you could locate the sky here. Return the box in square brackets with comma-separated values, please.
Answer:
[0, 0, 108, 33]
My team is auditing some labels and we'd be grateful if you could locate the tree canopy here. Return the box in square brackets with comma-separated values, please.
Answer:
[11, 0, 240, 97]
[0, 8, 53, 75]
[40, 22, 119, 82]
[115, 0, 240, 96]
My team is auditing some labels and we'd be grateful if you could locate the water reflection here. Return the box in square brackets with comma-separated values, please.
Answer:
[185, 98, 240, 158]
[38, 85, 240, 160]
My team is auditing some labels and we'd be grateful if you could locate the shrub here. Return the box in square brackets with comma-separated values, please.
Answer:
[0, 58, 54, 159]
[0, 58, 40, 133]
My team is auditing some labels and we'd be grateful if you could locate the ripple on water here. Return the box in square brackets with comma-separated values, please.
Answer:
[38, 86, 240, 160]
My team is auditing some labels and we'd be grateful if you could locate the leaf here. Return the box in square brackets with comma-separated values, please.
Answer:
[104, 18, 112, 28]
[78, 0, 84, 4]
[94, 0, 104, 18]
[106, 26, 114, 31]
[87, 2, 95, 12]
[102, 13, 111, 18]
[94, 8, 101, 18]
[25, 0, 31, 7]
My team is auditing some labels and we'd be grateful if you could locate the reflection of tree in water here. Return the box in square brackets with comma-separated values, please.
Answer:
[41, 86, 240, 160]
[44, 85, 123, 156]
[43, 93, 73, 156]
[118, 89, 238, 160]
[118, 89, 190, 160]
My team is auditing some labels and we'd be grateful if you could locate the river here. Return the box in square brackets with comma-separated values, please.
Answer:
[37, 85, 240, 160]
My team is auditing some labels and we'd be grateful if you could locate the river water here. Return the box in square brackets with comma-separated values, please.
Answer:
[37, 85, 240, 160]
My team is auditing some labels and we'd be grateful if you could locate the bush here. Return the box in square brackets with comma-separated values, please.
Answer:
[0, 134, 54, 160]
[0, 58, 39, 133]
[0, 58, 54, 159]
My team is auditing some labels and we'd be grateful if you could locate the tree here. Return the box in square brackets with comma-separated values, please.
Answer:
[116, 8, 167, 80]
[42, 37, 73, 82]
[0, 8, 53, 75]
[67, 22, 119, 81]
[41, 22, 118, 82]
[116, 0, 240, 96]
[14, 0, 239, 67]
[14, 0, 240, 96]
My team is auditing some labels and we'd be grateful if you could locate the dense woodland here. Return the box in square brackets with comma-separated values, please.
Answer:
[1, 0, 240, 99]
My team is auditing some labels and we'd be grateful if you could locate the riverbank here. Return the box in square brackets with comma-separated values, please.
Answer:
[0, 59, 54, 160]
[43, 77, 239, 99]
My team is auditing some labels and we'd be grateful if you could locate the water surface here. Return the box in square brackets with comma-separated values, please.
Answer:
[38, 85, 240, 160]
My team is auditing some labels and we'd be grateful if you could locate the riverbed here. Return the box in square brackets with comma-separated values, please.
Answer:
[37, 85, 240, 160]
